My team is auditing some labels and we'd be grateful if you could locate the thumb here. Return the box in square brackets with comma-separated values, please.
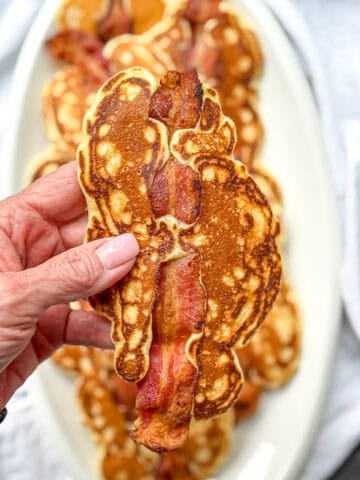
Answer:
[12, 233, 139, 314]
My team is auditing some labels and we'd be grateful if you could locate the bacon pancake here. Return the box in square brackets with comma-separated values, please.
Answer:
[42, 65, 102, 157]
[78, 67, 281, 450]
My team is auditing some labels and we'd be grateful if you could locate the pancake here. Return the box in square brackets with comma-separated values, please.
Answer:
[237, 279, 301, 389]
[42, 65, 101, 157]
[250, 167, 283, 222]
[26, 146, 71, 184]
[127, 0, 166, 34]
[78, 67, 281, 451]
[234, 348, 261, 421]
[104, 13, 191, 77]
[157, 409, 234, 480]
[79, 375, 159, 479]
[52, 345, 113, 377]
[57, 0, 109, 34]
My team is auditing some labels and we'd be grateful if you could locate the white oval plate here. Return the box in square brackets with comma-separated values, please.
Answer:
[1, 0, 341, 479]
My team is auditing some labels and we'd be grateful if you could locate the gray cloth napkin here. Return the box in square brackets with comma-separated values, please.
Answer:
[1, 1, 360, 479]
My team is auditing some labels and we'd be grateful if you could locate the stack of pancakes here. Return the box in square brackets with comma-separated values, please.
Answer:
[27, 1, 302, 478]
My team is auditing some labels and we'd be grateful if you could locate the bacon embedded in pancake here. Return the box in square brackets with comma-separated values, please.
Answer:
[97, 0, 132, 41]
[149, 159, 201, 224]
[149, 71, 202, 135]
[46, 31, 110, 82]
[78, 67, 281, 450]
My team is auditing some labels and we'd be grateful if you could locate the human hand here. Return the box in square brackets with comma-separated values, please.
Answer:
[0, 161, 139, 409]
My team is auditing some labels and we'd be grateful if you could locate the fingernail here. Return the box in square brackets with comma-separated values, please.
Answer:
[96, 234, 139, 270]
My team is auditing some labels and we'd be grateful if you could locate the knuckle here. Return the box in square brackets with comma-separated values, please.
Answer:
[53, 249, 103, 295]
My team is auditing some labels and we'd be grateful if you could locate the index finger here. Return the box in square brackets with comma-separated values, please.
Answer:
[21, 161, 87, 223]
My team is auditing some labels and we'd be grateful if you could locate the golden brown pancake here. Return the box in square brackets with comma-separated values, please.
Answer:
[57, 0, 109, 34]
[157, 409, 234, 480]
[26, 146, 71, 184]
[42, 65, 101, 157]
[250, 167, 283, 223]
[52, 345, 113, 377]
[127, 0, 166, 34]
[234, 348, 261, 421]
[78, 67, 281, 451]
[237, 279, 301, 389]
[104, 13, 191, 77]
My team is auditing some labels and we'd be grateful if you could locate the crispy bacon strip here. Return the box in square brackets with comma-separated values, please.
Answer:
[133, 254, 205, 451]
[149, 71, 203, 136]
[149, 159, 201, 224]
[46, 31, 110, 82]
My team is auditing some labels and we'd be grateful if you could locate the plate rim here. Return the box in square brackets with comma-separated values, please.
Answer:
[1, 0, 342, 479]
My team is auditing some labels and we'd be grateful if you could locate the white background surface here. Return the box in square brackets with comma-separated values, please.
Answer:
[0, 1, 359, 480]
